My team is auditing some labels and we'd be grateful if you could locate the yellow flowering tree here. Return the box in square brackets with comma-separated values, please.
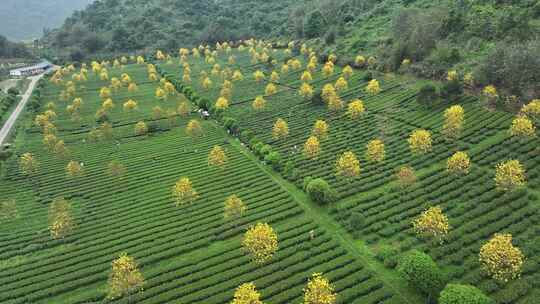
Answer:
[355, 55, 366, 66]
[270, 71, 280, 82]
[254, 70, 265, 83]
[272, 118, 289, 140]
[48, 197, 75, 239]
[479, 234, 524, 282]
[408, 129, 432, 154]
[208, 145, 228, 169]
[367, 56, 377, 68]
[365, 139, 385, 163]
[102, 98, 114, 111]
[299, 82, 314, 100]
[215, 97, 230, 111]
[321, 84, 337, 103]
[224, 194, 247, 221]
[186, 119, 203, 140]
[342, 65, 353, 79]
[123, 99, 138, 112]
[107, 160, 127, 179]
[483, 85, 498, 106]
[19, 152, 39, 177]
[265, 83, 277, 96]
[202, 77, 213, 90]
[335, 77, 348, 92]
[172, 177, 199, 206]
[252, 96, 266, 111]
[396, 166, 416, 190]
[230, 282, 263, 304]
[322, 62, 334, 77]
[304, 136, 321, 160]
[43, 134, 58, 151]
[54, 140, 70, 159]
[127, 82, 138, 93]
[312, 120, 329, 140]
[509, 116, 536, 139]
[107, 253, 144, 300]
[347, 100, 365, 120]
[447, 151, 470, 175]
[495, 160, 526, 192]
[442, 105, 465, 141]
[413, 206, 450, 243]
[301, 71, 313, 82]
[328, 96, 344, 113]
[155, 87, 167, 100]
[366, 79, 381, 95]
[336, 151, 361, 180]
[446, 70, 458, 81]
[66, 160, 84, 178]
[281, 63, 290, 75]
[100, 87, 111, 99]
[134, 121, 148, 136]
[303, 273, 337, 304]
[520, 99, 540, 117]
[232, 70, 244, 82]
[242, 222, 278, 264]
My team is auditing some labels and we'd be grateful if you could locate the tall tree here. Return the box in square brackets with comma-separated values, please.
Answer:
[242, 223, 278, 264]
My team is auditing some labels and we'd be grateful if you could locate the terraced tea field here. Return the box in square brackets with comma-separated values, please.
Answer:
[0, 59, 414, 304]
[1, 42, 539, 304]
[159, 45, 540, 303]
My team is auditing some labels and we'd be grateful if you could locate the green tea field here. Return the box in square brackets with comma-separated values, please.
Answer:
[0, 41, 539, 304]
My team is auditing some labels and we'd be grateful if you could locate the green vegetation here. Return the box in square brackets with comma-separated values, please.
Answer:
[44, 0, 539, 98]
[0, 36, 33, 59]
[0, 51, 411, 303]
[157, 41, 539, 303]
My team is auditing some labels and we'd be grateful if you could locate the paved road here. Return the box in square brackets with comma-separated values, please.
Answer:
[0, 74, 44, 146]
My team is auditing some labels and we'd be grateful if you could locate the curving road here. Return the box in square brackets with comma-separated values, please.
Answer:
[0, 74, 44, 146]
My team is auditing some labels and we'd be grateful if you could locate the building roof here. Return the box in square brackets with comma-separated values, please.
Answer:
[10, 60, 52, 73]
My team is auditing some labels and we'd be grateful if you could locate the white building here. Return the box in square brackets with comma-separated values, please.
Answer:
[9, 61, 52, 78]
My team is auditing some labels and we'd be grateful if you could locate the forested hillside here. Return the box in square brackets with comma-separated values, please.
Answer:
[44, 0, 539, 99]
[0, 0, 93, 41]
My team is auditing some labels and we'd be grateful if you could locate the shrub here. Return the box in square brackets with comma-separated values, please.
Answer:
[440, 80, 463, 102]
[223, 117, 239, 134]
[417, 83, 438, 107]
[283, 160, 294, 177]
[240, 130, 254, 142]
[397, 250, 445, 298]
[362, 72, 373, 82]
[376, 245, 400, 268]
[264, 151, 282, 171]
[305, 178, 336, 205]
[249, 137, 261, 149]
[305, 11, 325, 38]
[253, 142, 264, 156]
[324, 28, 336, 45]
[260, 144, 272, 157]
[147, 122, 160, 133]
[349, 211, 365, 230]
[475, 40, 540, 97]
[7, 87, 19, 95]
[439, 284, 492, 304]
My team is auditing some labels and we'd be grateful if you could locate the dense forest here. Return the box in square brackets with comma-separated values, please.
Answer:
[44, 0, 540, 98]
[0, 36, 34, 59]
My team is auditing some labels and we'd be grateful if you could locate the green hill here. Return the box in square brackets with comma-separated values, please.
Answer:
[1, 40, 539, 304]
[44, 0, 539, 98]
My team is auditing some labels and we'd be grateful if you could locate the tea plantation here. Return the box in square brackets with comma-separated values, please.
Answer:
[0, 42, 539, 304]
